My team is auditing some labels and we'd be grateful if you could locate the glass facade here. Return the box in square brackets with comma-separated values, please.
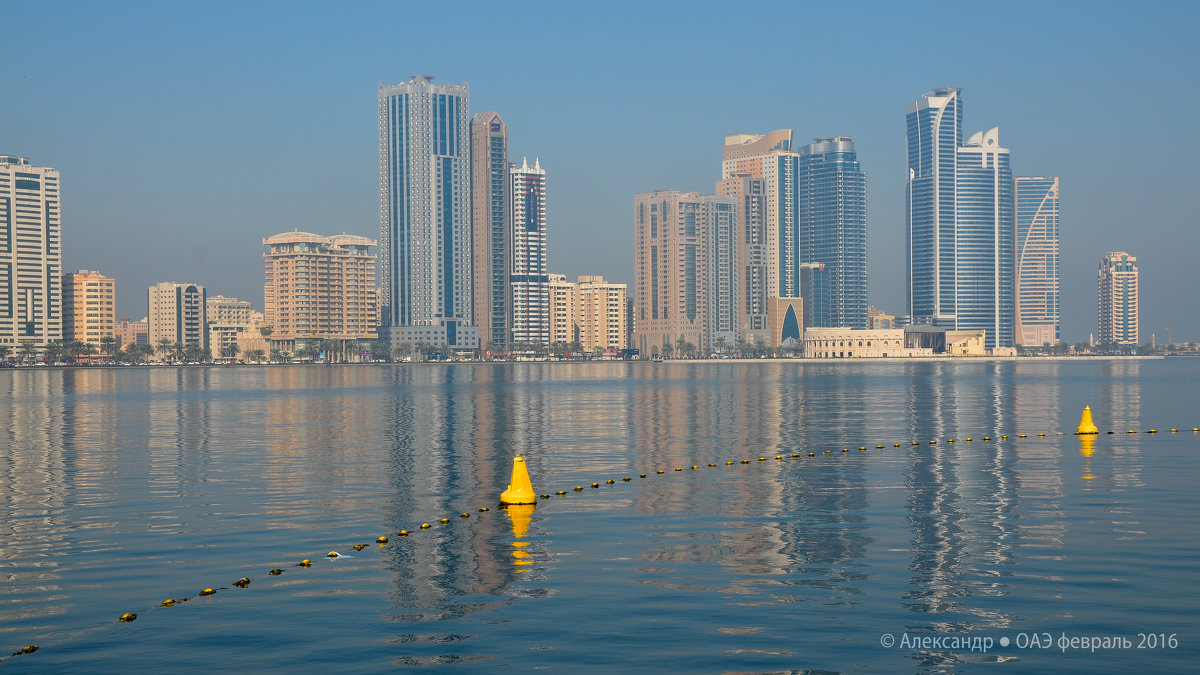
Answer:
[1015, 177, 1060, 345]
[799, 137, 868, 329]
[510, 159, 549, 345]
[378, 76, 472, 336]
[905, 88, 1014, 348]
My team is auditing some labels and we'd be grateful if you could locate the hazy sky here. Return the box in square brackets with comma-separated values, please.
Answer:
[6, 1, 1198, 343]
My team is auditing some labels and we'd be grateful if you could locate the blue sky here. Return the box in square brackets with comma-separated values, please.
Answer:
[6, 1, 1198, 342]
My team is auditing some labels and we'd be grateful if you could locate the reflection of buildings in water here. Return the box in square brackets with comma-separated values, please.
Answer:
[631, 363, 872, 593]
[146, 368, 213, 495]
[1009, 363, 1067, 552]
[1096, 360, 1143, 490]
[0, 371, 68, 626]
[903, 363, 1020, 630]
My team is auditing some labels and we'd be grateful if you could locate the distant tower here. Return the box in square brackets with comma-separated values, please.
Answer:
[1, 156, 62, 346]
[378, 75, 477, 349]
[471, 112, 510, 350]
[799, 136, 867, 329]
[509, 158, 549, 346]
[906, 88, 1014, 347]
[1015, 177, 1060, 345]
[1098, 251, 1138, 345]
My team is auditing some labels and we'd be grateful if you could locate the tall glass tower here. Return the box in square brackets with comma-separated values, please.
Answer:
[378, 75, 476, 349]
[1015, 177, 1060, 346]
[799, 136, 867, 329]
[1098, 251, 1138, 346]
[906, 88, 1014, 348]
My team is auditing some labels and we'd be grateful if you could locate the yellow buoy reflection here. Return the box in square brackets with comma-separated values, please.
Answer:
[504, 503, 536, 569]
[1079, 435, 1096, 485]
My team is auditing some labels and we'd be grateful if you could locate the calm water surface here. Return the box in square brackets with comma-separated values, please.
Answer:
[1, 360, 1198, 673]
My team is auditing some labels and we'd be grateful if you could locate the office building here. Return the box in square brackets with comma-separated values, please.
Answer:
[378, 75, 477, 350]
[1098, 251, 1138, 345]
[207, 295, 254, 326]
[148, 282, 207, 352]
[905, 88, 1014, 348]
[799, 136, 867, 329]
[262, 231, 377, 341]
[471, 112, 510, 350]
[1014, 176, 1061, 346]
[510, 157, 549, 346]
[1, 156, 62, 347]
[61, 270, 115, 347]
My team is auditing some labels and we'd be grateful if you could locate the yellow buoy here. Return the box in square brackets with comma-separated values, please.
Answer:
[161, 599, 177, 606]
[119, 612, 137, 622]
[1076, 405, 1099, 434]
[498, 455, 537, 505]
[199, 588, 216, 595]
[234, 577, 251, 588]
[377, 535, 389, 543]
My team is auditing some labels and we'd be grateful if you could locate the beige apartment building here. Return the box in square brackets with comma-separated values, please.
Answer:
[61, 270, 115, 347]
[263, 231, 377, 341]
[115, 317, 148, 349]
[576, 275, 628, 351]
[547, 274, 576, 346]
[148, 282, 207, 351]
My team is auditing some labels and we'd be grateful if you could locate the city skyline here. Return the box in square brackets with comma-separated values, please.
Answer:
[6, 2, 1198, 343]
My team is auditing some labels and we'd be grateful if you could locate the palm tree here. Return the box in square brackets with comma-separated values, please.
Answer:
[156, 338, 174, 360]
[244, 348, 265, 363]
[714, 336, 727, 355]
[675, 334, 689, 359]
[100, 335, 118, 361]
[17, 341, 41, 364]
[221, 343, 240, 361]
[73, 340, 98, 363]
[0, 344, 10, 363]
[393, 342, 413, 362]
[370, 340, 391, 362]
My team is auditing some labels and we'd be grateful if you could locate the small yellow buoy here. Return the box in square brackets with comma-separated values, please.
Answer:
[354, 544, 367, 551]
[607, 478, 616, 483]
[574, 485, 584, 491]
[1076, 406, 1099, 435]
[327, 551, 339, 558]
[623, 477, 631, 481]
[556, 490, 566, 495]
[378, 535, 389, 543]
[268, 568, 284, 575]
[460, 512, 470, 518]
[498, 455, 538, 506]
[161, 599, 177, 606]
[398, 530, 409, 536]
[479, 507, 489, 512]
[420, 523, 431, 529]
[199, 588, 216, 595]
[591, 482, 600, 488]
[234, 577, 251, 588]
[118, 612, 137, 622]
[297, 560, 311, 567]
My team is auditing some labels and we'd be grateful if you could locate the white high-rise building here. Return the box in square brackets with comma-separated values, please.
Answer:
[1098, 251, 1138, 346]
[510, 157, 549, 346]
[378, 75, 477, 350]
[1, 156, 62, 347]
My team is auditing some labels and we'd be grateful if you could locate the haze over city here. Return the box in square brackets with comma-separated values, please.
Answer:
[6, 1, 1198, 342]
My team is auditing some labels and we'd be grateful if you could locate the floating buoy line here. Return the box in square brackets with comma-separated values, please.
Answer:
[5, 410, 1196, 663]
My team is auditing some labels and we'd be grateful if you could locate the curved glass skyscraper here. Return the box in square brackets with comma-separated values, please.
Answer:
[1015, 177, 1060, 346]
[905, 88, 1014, 348]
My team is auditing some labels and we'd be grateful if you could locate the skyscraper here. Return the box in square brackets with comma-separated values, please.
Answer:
[715, 174, 768, 341]
[470, 111, 510, 350]
[799, 136, 868, 329]
[634, 190, 712, 356]
[1015, 177, 1060, 346]
[1098, 251, 1138, 346]
[721, 132, 801, 322]
[378, 75, 477, 350]
[510, 158, 549, 346]
[905, 88, 1014, 348]
[705, 196, 738, 348]
[1, 156, 62, 348]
